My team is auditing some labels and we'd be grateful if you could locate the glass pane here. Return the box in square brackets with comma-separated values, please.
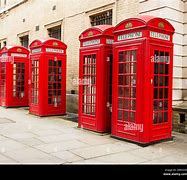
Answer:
[118, 87, 123, 97]
[124, 111, 128, 121]
[119, 52, 124, 62]
[119, 64, 123, 74]
[124, 88, 129, 97]
[164, 112, 168, 122]
[118, 75, 123, 85]
[118, 110, 123, 120]
[118, 98, 123, 109]
[124, 99, 129, 109]
[132, 51, 136, 61]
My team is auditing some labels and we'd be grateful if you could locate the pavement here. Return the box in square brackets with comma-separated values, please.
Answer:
[0, 107, 186, 164]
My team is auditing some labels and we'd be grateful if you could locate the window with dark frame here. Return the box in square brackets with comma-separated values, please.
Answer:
[3, 41, 6, 46]
[48, 25, 61, 40]
[90, 9, 112, 26]
[20, 35, 29, 48]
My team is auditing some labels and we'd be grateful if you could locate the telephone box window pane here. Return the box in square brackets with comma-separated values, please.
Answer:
[164, 88, 168, 99]
[131, 88, 136, 98]
[118, 98, 123, 109]
[124, 99, 129, 109]
[131, 100, 136, 110]
[124, 111, 128, 121]
[154, 100, 158, 111]
[131, 63, 136, 74]
[165, 64, 169, 74]
[153, 113, 158, 124]
[124, 76, 130, 86]
[160, 51, 165, 63]
[154, 88, 158, 99]
[131, 76, 136, 86]
[159, 88, 163, 99]
[165, 76, 169, 86]
[119, 52, 124, 62]
[160, 64, 164, 74]
[118, 110, 123, 120]
[124, 88, 129, 97]
[159, 76, 164, 86]
[154, 64, 158, 74]
[118, 87, 123, 97]
[165, 52, 169, 63]
[158, 112, 163, 123]
[118, 75, 123, 85]
[125, 63, 130, 74]
[164, 101, 168, 110]
[132, 51, 137, 61]
[126, 51, 131, 61]
[164, 112, 168, 122]
[130, 112, 135, 122]
[158, 100, 163, 110]
[154, 76, 158, 86]
[119, 64, 123, 74]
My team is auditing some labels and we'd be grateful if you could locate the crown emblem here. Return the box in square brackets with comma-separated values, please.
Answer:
[158, 22, 164, 29]
[125, 22, 133, 29]
[88, 31, 93, 37]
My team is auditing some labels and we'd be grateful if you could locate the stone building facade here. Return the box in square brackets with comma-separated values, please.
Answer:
[0, 0, 186, 115]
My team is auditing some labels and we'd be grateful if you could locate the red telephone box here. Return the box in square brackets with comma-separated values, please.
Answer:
[29, 38, 67, 117]
[112, 15, 175, 145]
[78, 25, 114, 133]
[0, 48, 2, 106]
[0, 46, 29, 107]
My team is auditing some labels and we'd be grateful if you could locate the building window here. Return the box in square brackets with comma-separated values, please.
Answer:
[48, 25, 61, 40]
[4, 0, 6, 6]
[3, 41, 6, 46]
[0, 40, 6, 49]
[90, 10, 112, 26]
[20, 35, 29, 48]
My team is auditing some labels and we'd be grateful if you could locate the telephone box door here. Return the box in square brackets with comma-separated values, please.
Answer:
[150, 45, 173, 140]
[79, 51, 97, 130]
[47, 55, 65, 113]
[0, 62, 6, 106]
[12, 60, 28, 103]
[113, 44, 143, 140]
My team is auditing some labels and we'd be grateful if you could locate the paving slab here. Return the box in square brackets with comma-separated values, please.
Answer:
[34, 140, 89, 153]
[31, 129, 63, 137]
[36, 134, 80, 143]
[52, 151, 84, 163]
[90, 151, 147, 164]
[3, 132, 37, 140]
[70, 142, 139, 159]
[4, 147, 63, 164]
[0, 139, 26, 153]
[17, 138, 45, 146]
[141, 153, 187, 164]
[0, 153, 18, 164]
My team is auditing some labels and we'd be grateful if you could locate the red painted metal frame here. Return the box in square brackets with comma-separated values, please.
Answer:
[79, 25, 114, 133]
[112, 15, 175, 145]
[0, 46, 29, 107]
[29, 38, 67, 117]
